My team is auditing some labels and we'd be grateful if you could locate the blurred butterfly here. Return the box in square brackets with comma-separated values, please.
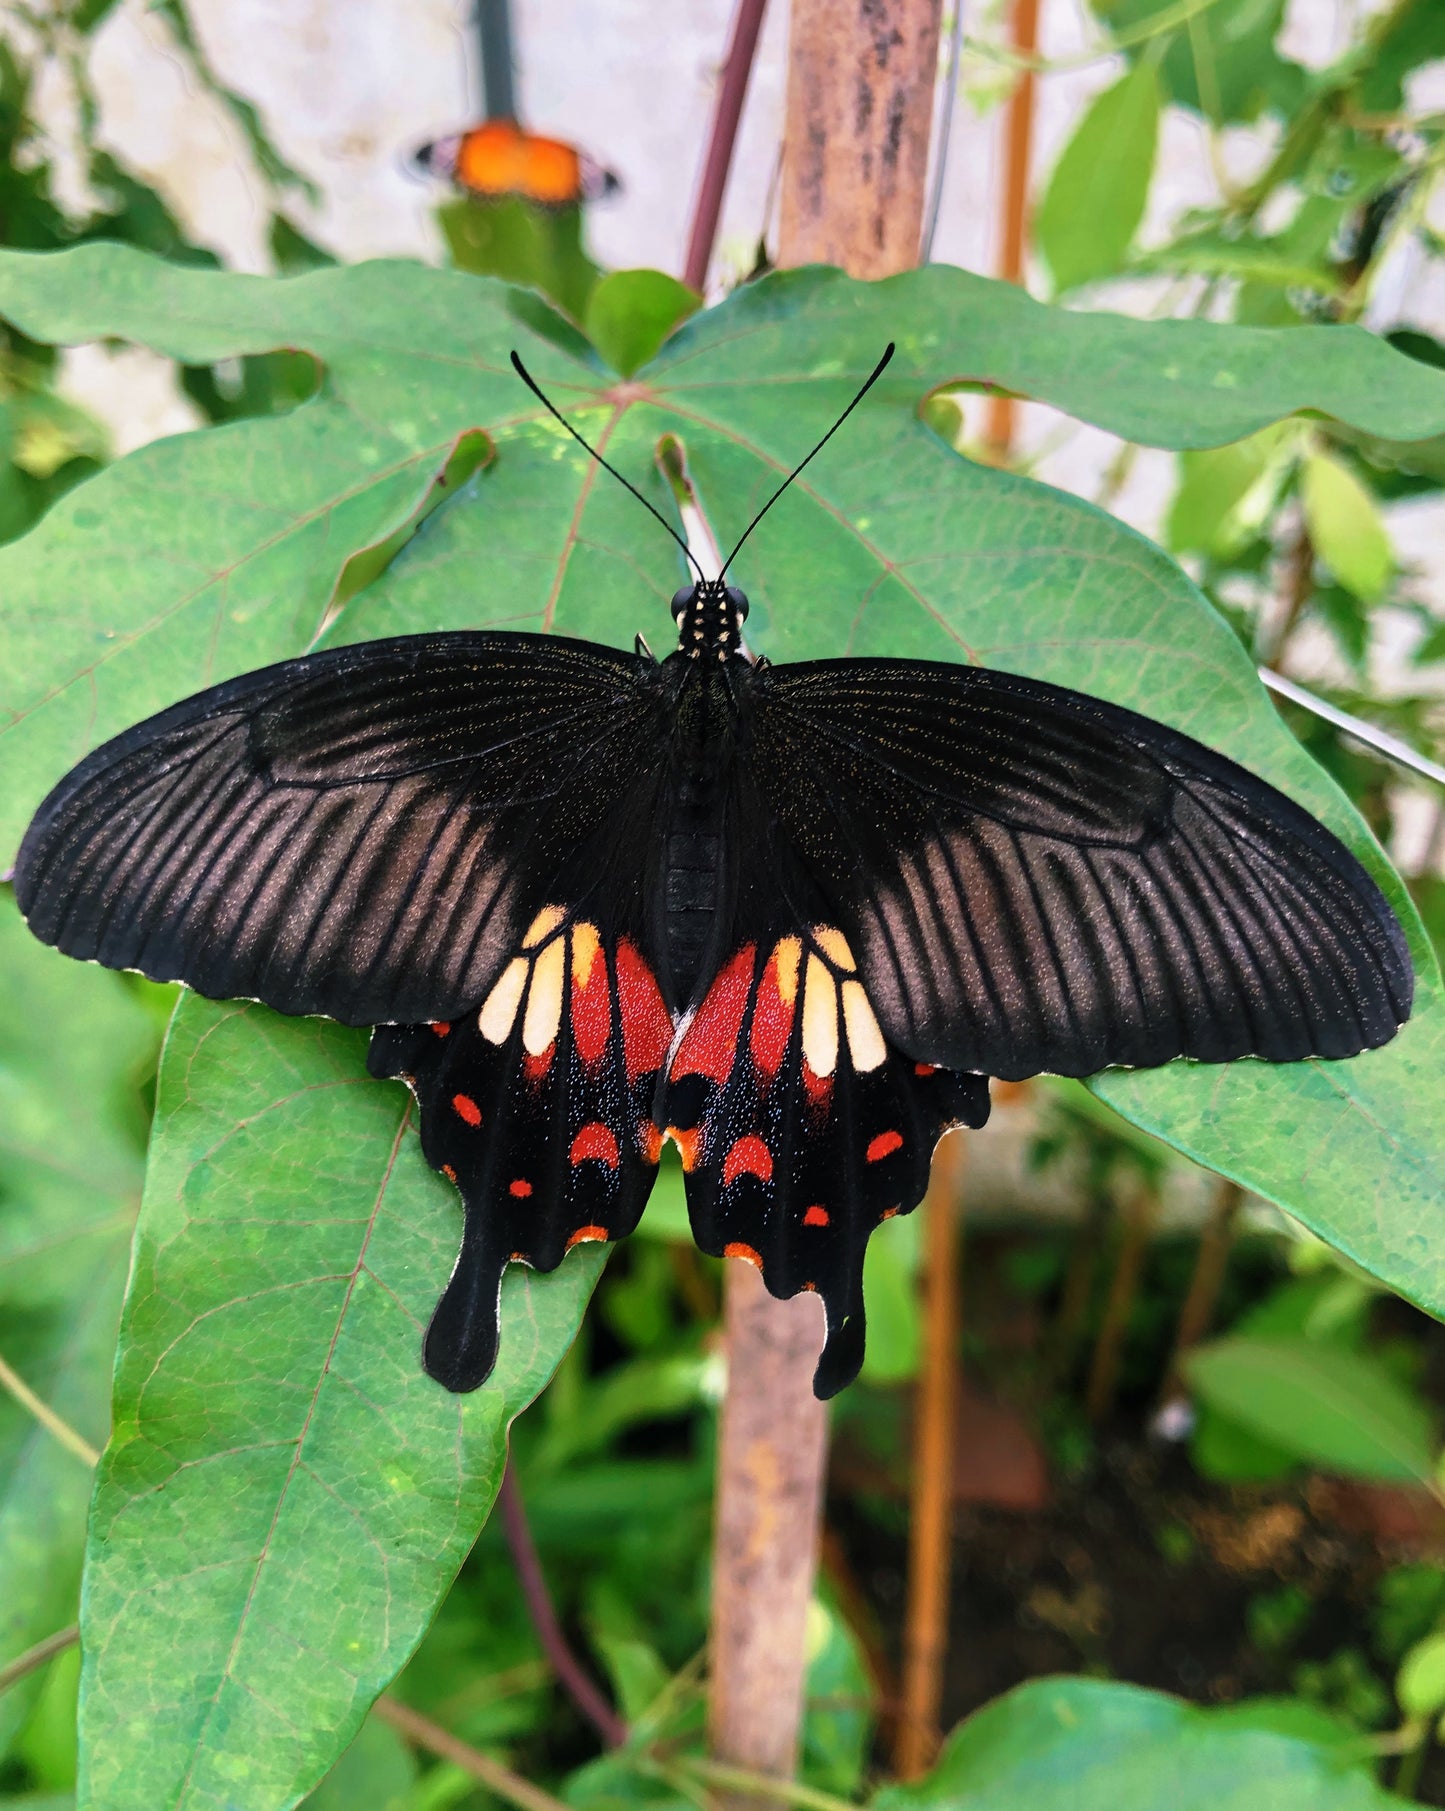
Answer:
[13, 347, 1413, 1399]
[414, 117, 620, 207]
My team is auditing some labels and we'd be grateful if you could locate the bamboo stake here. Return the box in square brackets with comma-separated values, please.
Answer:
[894, 1132, 966, 1778]
[984, 0, 1041, 458]
[1084, 1180, 1160, 1425]
[708, 2, 945, 1800]
[1158, 1178, 1243, 1409]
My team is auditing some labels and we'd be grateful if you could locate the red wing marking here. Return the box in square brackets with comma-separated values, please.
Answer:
[640, 1122, 663, 1165]
[914, 1062, 937, 1077]
[722, 1135, 773, 1187]
[866, 1130, 904, 1162]
[616, 938, 674, 1081]
[452, 1093, 482, 1127]
[802, 1059, 832, 1109]
[724, 1241, 763, 1269]
[674, 946, 756, 1085]
[509, 1178, 533, 1198]
[441, 1164, 457, 1183]
[570, 928, 612, 1066]
[566, 1224, 609, 1248]
[523, 1048, 554, 1083]
[431, 1021, 451, 1037]
[749, 938, 800, 1079]
[880, 1206, 900, 1220]
[570, 1122, 621, 1168]
[803, 1204, 829, 1227]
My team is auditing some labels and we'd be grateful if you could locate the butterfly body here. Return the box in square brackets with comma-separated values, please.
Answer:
[12, 362, 1414, 1401]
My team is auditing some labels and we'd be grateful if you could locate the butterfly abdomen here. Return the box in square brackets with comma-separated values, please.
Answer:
[657, 663, 740, 1006]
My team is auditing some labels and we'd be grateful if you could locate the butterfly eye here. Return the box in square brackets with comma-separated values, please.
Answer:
[670, 585, 695, 618]
[726, 585, 750, 621]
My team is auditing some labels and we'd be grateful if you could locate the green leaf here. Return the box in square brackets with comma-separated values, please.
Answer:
[0, 894, 158, 1762]
[1093, 0, 1304, 125]
[1036, 62, 1160, 294]
[859, 1211, 921, 1384]
[1301, 451, 1393, 603]
[299, 1714, 418, 1810]
[438, 195, 600, 321]
[1396, 1632, 1445, 1722]
[585, 271, 701, 378]
[1184, 1336, 1437, 1485]
[873, 1676, 1401, 1809]
[77, 997, 605, 1811]
[1165, 425, 1294, 558]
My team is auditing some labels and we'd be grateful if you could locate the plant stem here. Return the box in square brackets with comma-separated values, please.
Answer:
[1265, 520, 1314, 668]
[895, 1131, 966, 1777]
[375, 1696, 572, 1811]
[984, 0, 1040, 460]
[706, 5, 947, 1802]
[683, 0, 769, 293]
[0, 1624, 79, 1698]
[1158, 1177, 1243, 1408]
[1084, 1182, 1160, 1425]
[675, 1755, 862, 1811]
[0, 1349, 99, 1467]
[498, 1460, 626, 1748]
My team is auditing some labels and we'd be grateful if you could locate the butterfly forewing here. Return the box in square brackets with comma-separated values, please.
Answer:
[746, 659, 1413, 1079]
[16, 633, 669, 1027]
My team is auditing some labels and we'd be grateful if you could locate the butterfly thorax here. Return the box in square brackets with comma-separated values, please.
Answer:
[671, 577, 748, 662]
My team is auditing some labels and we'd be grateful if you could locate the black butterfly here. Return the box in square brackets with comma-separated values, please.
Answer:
[13, 346, 1414, 1398]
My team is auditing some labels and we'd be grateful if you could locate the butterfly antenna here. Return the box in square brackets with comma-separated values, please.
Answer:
[718, 341, 895, 581]
[509, 350, 705, 583]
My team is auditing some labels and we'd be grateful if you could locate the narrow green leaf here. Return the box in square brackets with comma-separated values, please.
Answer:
[299, 1714, 418, 1810]
[1184, 1335, 1437, 1485]
[874, 1675, 1399, 1809]
[585, 270, 700, 378]
[77, 998, 605, 1811]
[1397, 1632, 1445, 1722]
[1036, 62, 1161, 294]
[1301, 450, 1394, 602]
[0, 895, 157, 1762]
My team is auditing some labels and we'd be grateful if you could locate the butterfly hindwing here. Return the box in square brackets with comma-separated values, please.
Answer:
[664, 922, 989, 1398]
[369, 907, 675, 1390]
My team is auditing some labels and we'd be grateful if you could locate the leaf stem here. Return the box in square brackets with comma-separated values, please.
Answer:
[0, 1349, 99, 1467]
[498, 1460, 627, 1748]
[682, 0, 770, 293]
[0, 1624, 79, 1698]
[374, 1696, 574, 1811]
[673, 1755, 862, 1811]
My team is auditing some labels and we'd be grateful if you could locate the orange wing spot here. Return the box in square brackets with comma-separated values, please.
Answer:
[801, 1280, 818, 1292]
[803, 1204, 830, 1228]
[616, 939, 674, 1080]
[430, 1020, 451, 1037]
[724, 1241, 763, 1270]
[510, 1249, 528, 1262]
[867, 1129, 904, 1163]
[452, 1093, 482, 1127]
[639, 1121, 663, 1165]
[570, 1122, 620, 1168]
[914, 1062, 937, 1077]
[880, 1206, 900, 1221]
[722, 1135, 773, 1187]
[441, 1164, 458, 1184]
[674, 946, 756, 1085]
[524, 1046, 555, 1083]
[509, 1179, 533, 1198]
[566, 1224, 609, 1249]
[455, 119, 585, 205]
[665, 1124, 702, 1172]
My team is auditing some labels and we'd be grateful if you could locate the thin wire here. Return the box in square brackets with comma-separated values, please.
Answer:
[920, 3, 966, 263]
[718, 343, 896, 580]
[1259, 668, 1445, 789]
[509, 351, 705, 583]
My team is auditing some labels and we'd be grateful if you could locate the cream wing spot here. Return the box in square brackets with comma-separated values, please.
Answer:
[571, 920, 602, 987]
[813, 925, 857, 972]
[802, 954, 839, 1077]
[773, 935, 802, 1004]
[841, 980, 887, 1072]
[523, 935, 566, 1054]
[522, 904, 566, 949]
[479, 957, 528, 1043]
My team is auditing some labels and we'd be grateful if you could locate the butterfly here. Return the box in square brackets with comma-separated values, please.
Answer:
[414, 118, 620, 207]
[12, 346, 1414, 1399]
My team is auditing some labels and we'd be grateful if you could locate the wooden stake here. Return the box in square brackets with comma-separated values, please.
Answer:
[708, 1, 945, 1798]
[895, 1132, 966, 1778]
[1084, 1181, 1159, 1426]
[984, 0, 1041, 458]
[1159, 1178, 1243, 1409]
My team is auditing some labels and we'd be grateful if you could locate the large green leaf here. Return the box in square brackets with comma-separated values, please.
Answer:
[1035, 61, 1160, 294]
[0, 893, 157, 1761]
[77, 997, 605, 1811]
[874, 1677, 1400, 1809]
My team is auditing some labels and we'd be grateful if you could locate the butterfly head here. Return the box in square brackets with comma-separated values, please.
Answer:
[671, 578, 749, 661]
